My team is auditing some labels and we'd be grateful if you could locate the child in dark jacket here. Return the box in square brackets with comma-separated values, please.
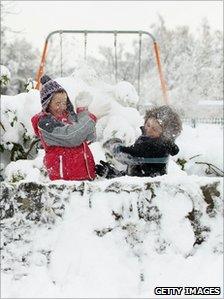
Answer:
[96, 105, 182, 178]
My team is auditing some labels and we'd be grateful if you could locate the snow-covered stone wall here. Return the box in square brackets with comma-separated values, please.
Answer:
[1, 175, 223, 298]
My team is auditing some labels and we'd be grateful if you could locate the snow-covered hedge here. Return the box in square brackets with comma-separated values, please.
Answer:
[1, 176, 223, 297]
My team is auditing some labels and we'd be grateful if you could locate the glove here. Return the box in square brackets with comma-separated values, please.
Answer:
[75, 91, 93, 108]
[95, 161, 110, 178]
[168, 142, 179, 156]
[88, 101, 111, 119]
[103, 138, 124, 154]
[95, 160, 125, 179]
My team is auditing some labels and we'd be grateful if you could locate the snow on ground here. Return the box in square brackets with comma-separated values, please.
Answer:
[176, 123, 223, 176]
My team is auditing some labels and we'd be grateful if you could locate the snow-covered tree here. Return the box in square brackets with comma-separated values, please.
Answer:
[1, 38, 40, 95]
[209, 29, 223, 100]
[139, 16, 223, 113]
[0, 65, 11, 92]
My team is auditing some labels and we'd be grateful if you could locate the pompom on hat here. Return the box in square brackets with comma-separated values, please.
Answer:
[40, 74, 65, 111]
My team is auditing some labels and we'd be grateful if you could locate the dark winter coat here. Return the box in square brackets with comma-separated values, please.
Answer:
[119, 139, 178, 177]
[114, 127, 179, 177]
[31, 106, 97, 181]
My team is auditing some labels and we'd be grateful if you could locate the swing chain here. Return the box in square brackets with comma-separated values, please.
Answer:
[138, 32, 142, 96]
[114, 31, 118, 83]
[84, 31, 87, 61]
[59, 30, 63, 77]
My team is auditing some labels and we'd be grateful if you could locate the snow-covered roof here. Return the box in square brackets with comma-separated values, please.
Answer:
[198, 100, 223, 106]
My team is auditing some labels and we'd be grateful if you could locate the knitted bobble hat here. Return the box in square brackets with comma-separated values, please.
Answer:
[40, 74, 65, 111]
[40, 74, 51, 85]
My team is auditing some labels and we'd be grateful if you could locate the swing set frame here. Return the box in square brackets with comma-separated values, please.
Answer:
[35, 30, 169, 104]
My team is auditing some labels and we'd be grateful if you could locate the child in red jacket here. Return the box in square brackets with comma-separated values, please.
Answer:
[31, 75, 109, 181]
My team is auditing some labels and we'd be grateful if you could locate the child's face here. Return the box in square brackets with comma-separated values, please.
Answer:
[144, 117, 163, 138]
[48, 92, 67, 116]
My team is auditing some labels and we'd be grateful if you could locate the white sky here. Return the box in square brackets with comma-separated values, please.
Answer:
[3, 0, 223, 52]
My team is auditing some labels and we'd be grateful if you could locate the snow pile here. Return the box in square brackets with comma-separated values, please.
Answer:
[1, 176, 223, 298]
[4, 150, 46, 183]
[176, 124, 223, 176]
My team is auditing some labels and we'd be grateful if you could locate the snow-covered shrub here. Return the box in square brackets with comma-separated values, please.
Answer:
[0, 65, 11, 89]
[1, 38, 40, 95]
[4, 151, 46, 183]
[24, 78, 37, 92]
[1, 90, 41, 179]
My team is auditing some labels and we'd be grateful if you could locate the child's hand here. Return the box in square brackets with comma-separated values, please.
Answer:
[88, 101, 111, 119]
[75, 91, 93, 108]
[95, 160, 110, 177]
[103, 138, 124, 154]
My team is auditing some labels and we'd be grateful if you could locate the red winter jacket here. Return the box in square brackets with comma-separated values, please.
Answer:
[31, 109, 97, 181]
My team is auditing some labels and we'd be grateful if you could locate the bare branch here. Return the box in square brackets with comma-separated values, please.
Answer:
[195, 162, 224, 177]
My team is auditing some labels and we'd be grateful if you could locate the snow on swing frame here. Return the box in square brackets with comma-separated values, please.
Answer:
[35, 30, 169, 105]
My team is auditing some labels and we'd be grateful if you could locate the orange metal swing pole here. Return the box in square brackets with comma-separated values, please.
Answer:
[35, 41, 48, 90]
[153, 42, 169, 105]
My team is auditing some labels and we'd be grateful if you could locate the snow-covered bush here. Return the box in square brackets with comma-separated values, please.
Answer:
[4, 150, 46, 183]
[1, 38, 40, 95]
[24, 78, 37, 92]
[0, 65, 11, 89]
[1, 90, 41, 178]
